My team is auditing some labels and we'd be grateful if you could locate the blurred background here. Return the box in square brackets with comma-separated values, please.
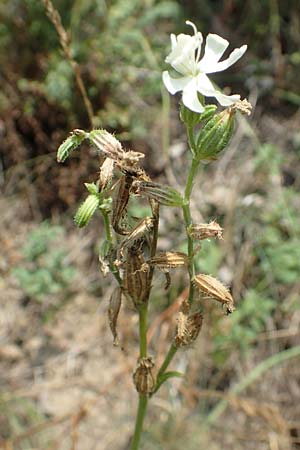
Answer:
[1, 0, 300, 449]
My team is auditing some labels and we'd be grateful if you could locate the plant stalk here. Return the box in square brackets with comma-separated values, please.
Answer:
[155, 155, 199, 384]
[130, 304, 149, 449]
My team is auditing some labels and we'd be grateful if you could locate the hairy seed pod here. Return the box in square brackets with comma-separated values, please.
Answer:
[123, 248, 148, 307]
[108, 287, 122, 346]
[175, 311, 203, 347]
[193, 274, 235, 314]
[57, 129, 87, 162]
[147, 252, 189, 269]
[132, 181, 184, 207]
[89, 130, 124, 161]
[188, 221, 223, 240]
[133, 357, 156, 395]
[99, 157, 115, 190]
[112, 175, 133, 235]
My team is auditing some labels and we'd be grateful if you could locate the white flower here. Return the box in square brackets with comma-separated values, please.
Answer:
[162, 21, 247, 113]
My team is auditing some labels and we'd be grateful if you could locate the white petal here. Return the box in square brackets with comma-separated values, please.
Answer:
[196, 73, 240, 106]
[214, 91, 240, 106]
[165, 33, 202, 75]
[182, 79, 204, 113]
[198, 33, 229, 72]
[162, 71, 190, 95]
[196, 73, 216, 96]
[203, 44, 247, 74]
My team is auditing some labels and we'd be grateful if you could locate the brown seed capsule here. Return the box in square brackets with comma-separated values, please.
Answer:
[188, 221, 223, 241]
[193, 274, 235, 314]
[108, 287, 122, 346]
[89, 130, 124, 160]
[112, 175, 133, 235]
[118, 217, 154, 259]
[147, 252, 189, 269]
[123, 248, 148, 307]
[133, 357, 156, 395]
[174, 306, 203, 347]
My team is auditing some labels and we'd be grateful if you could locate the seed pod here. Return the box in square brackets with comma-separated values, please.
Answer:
[108, 287, 122, 346]
[188, 221, 223, 240]
[99, 157, 115, 190]
[133, 357, 156, 395]
[196, 108, 235, 161]
[57, 129, 87, 162]
[133, 181, 184, 207]
[112, 175, 133, 235]
[193, 274, 235, 314]
[89, 130, 123, 161]
[118, 217, 154, 259]
[74, 194, 100, 228]
[123, 248, 148, 307]
[175, 311, 203, 347]
[147, 252, 189, 269]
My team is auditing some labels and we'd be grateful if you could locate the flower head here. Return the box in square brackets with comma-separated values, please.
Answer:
[162, 21, 247, 113]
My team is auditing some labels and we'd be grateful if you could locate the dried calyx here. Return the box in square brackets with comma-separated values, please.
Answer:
[133, 357, 156, 395]
[193, 274, 235, 314]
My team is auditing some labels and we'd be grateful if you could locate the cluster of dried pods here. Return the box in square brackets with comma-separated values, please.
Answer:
[57, 128, 236, 396]
[83, 131, 235, 396]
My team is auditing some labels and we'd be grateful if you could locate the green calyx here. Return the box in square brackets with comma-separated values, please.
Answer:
[57, 129, 87, 162]
[180, 104, 217, 128]
[74, 194, 101, 228]
[195, 109, 235, 161]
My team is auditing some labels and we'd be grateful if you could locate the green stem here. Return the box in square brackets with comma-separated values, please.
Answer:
[130, 395, 148, 450]
[183, 157, 199, 303]
[138, 304, 148, 357]
[157, 343, 178, 380]
[155, 157, 199, 385]
[130, 305, 149, 449]
[101, 210, 122, 285]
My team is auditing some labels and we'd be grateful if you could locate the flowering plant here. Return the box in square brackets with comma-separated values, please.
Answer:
[56, 19, 251, 450]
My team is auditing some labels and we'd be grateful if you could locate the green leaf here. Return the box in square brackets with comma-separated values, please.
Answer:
[154, 371, 184, 393]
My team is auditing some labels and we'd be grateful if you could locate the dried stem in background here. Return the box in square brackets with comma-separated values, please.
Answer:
[41, 0, 94, 127]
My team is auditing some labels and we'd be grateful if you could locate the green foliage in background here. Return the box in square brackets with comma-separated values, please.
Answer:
[12, 222, 76, 303]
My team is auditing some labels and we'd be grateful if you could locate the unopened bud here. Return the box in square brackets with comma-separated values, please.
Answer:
[188, 221, 223, 240]
[133, 181, 184, 207]
[74, 194, 100, 228]
[57, 129, 87, 162]
[193, 274, 235, 314]
[196, 108, 235, 161]
[133, 357, 156, 395]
